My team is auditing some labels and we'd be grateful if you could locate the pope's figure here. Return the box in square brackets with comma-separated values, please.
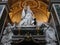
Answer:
[18, 5, 34, 26]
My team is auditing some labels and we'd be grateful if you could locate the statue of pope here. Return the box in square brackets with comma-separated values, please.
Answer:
[18, 5, 34, 26]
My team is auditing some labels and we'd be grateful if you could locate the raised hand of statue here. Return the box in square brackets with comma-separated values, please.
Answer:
[21, 5, 27, 20]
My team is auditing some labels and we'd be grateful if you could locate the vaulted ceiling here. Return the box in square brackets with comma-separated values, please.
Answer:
[9, 0, 50, 23]
[8, 0, 49, 7]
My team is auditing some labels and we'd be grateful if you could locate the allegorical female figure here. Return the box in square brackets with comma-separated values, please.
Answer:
[1, 23, 13, 45]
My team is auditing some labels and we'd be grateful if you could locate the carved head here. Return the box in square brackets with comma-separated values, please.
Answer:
[23, 3, 27, 10]
[7, 23, 11, 26]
